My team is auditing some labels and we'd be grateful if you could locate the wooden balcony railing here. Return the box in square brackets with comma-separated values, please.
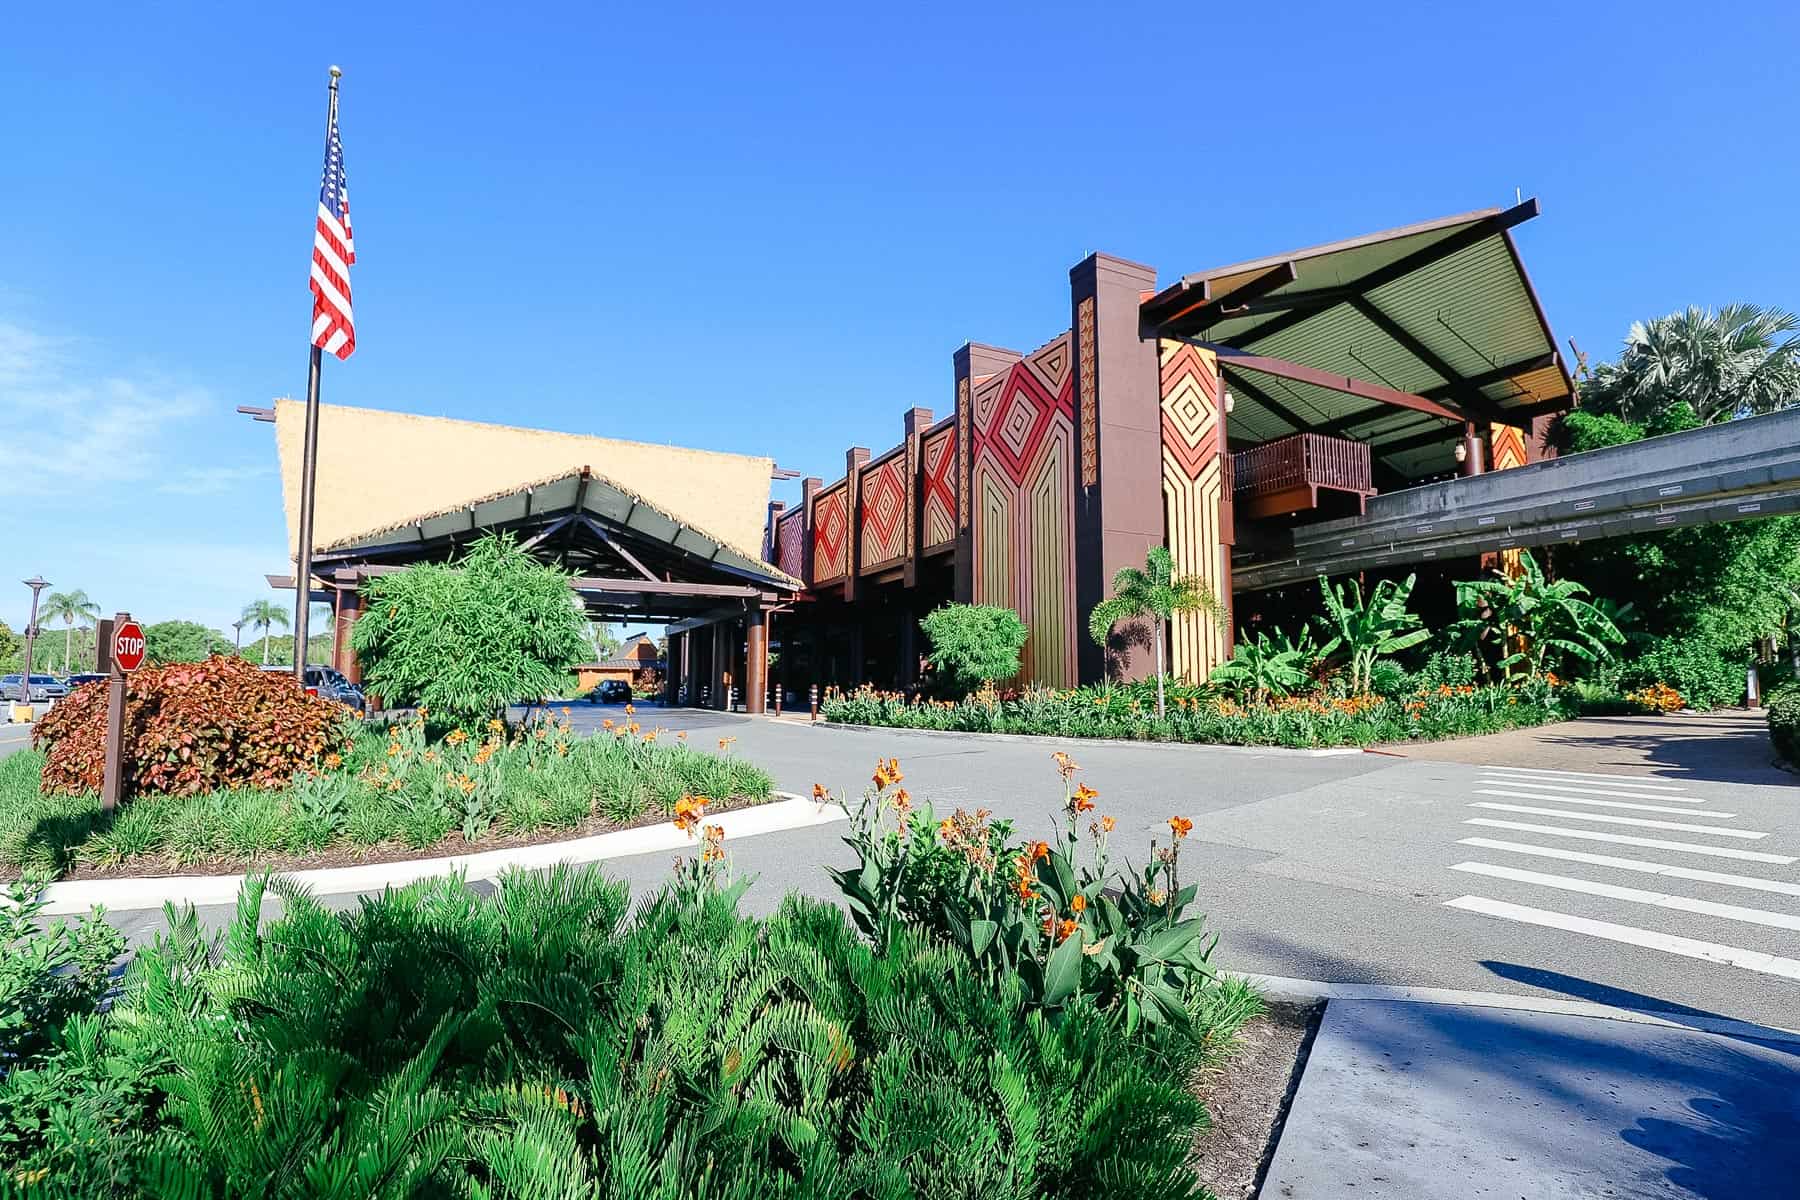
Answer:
[1231, 433, 1374, 519]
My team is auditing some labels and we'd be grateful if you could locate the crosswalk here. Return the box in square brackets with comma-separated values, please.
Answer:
[1443, 765, 1800, 982]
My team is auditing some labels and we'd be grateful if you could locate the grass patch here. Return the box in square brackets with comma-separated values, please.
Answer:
[0, 714, 774, 878]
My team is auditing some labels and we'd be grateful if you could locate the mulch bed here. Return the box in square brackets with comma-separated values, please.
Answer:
[1190, 998, 1324, 1199]
[31, 791, 775, 883]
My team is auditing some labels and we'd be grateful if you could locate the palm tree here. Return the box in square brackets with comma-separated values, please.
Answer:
[1583, 304, 1800, 424]
[40, 589, 100, 674]
[241, 600, 289, 666]
[1087, 544, 1221, 719]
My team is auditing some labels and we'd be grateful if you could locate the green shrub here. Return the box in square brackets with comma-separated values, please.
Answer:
[0, 867, 1248, 1196]
[1768, 682, 1800, 765]
[1621, 639, 1745, 710]
[919, 602, 1030, 696]
[31, 654, 348, 799]
[351, 534, 592, 729]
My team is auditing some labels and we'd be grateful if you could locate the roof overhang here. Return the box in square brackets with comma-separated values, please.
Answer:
[1145, 199, 1574, 479]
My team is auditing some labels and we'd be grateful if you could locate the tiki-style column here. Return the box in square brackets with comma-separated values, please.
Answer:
[951, 342, 1024, 604]
[764, 500, 786, 562]
[331, 582, 364, 685]
[664, 631, 683, 705]
[744, 608, 768, 714]
[710, 621, 731, 710]
[841, 447, 870, 604]
[799, 476, 821, 585]
[1070, 253, 1165, 683]
[901, 407, 932, 589]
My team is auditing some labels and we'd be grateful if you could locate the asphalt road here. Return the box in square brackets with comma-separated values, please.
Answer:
[52, 705, 1800, 1030]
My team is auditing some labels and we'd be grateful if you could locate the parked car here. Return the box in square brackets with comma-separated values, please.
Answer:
[588, 679, 632, 704]
[1, 674, 68, 702]
[64, 673, 108, 690]
[260, 665, 366, 711]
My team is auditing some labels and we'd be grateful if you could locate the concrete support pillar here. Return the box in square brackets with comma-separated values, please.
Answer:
[841, 446, 870, 603]
[1070, 253, 1166, 683]
[744, 608, 768, 714]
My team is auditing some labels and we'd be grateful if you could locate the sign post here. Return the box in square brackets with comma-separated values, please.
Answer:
[100, 614, 144, 813]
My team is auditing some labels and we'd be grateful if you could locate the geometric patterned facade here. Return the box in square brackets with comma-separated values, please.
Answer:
[811, 484, 849, 585]
[1159, 339, 1232, 680]
[858, 449, 910, 569]
[966, 334, 1079, 687]
[921, 423, 957, 550]
[776, 509, 805, 581]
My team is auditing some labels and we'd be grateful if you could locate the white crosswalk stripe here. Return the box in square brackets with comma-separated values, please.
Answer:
[1472, 787, 1734, 817]
[1474, 778, 1708, 802]
[1468, 802, 1768, 839]
[1444, 766, 1800, 983]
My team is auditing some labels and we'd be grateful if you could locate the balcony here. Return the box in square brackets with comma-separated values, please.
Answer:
[1231, 433, 1375, 521]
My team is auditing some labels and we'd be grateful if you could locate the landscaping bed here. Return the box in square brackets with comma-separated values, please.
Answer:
[0, 712, 774, 881]
[1190, 998, 1324, 1199]
[1, 757, 1277, 1197]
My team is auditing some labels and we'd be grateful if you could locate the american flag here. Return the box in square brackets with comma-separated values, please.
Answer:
[310, 103, 356, 360]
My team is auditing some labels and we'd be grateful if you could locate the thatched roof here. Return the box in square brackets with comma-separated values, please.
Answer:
[274, 400, 777, 566]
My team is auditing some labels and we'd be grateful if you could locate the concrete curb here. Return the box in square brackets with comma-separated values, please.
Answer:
[1234, 971, 1800, 1046]
[34, 793, 846, 916]
[812, 720, 1370, 758]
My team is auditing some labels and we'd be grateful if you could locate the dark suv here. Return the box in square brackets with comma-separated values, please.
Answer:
[261, 665, 366, 711]
[589, 679, 632, 704]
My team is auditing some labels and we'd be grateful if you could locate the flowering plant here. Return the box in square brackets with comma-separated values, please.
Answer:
[826, 754, 1213, 1030]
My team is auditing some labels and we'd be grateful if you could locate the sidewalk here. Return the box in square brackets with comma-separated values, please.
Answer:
[1262, 994, 1800, 1198]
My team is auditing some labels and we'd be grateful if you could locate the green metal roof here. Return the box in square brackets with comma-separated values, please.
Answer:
[1149, 201, 1573, 482]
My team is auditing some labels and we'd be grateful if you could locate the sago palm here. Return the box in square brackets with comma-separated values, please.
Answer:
[39, 588, 100, 674]
[241, 599, 289, 666]
[1087, 544, 1221, 718]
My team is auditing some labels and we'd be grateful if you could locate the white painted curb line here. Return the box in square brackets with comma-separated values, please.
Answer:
[1236, 971, 1800, 1045]
[36, 793, 846, 916]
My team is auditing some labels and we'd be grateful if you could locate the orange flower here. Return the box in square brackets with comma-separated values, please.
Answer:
[323, 752, 342, 769]
[1052, 750, 1078, 779]
[1027, 840, 1050, 862]
[718, 736, 737, 752]
[1149, 888, 1166, 906]
[673, 794, 707, 833]
[487, 719, 504, 733]
[602, 718, 615, 729]
[1168, 816, 1193, 840]
[1100, 815, 1116, 833]
[812, 782, 829, 801]
[1071, 783, 1098, 813]
[1056, 918, 1079, 942]
[938, 817, 955, 840]
[1070, 893, 1087, 914]
[446, 728, 469, 745]
[700, 823, 726, 863]
[677, 731, 688, 741]
[891, 787, 912, 814]
[624, 704, 636, 715]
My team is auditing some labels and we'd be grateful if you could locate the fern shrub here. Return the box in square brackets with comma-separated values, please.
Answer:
[0, 864, 1250, 1197]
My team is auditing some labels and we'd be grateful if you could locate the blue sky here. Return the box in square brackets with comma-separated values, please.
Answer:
[4, 2, 1796, 636]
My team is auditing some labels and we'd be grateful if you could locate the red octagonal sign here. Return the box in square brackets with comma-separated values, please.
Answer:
[113, 621, 147, 672]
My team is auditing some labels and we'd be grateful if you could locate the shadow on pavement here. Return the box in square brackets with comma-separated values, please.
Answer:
[1478, 960, 1786, 1033]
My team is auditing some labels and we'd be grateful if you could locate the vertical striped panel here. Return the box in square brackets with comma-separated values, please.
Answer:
[967, 334, 1078, 686]
[1158, 339, 1229, 681]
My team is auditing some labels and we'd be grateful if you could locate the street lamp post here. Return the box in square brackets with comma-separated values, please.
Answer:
[18, 577, 49, 706]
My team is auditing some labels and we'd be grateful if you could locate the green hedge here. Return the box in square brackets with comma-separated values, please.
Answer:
[1621, 639, 1745, 710]
[824, 681, 1575, 748]
[1769, 682, 1800, 765]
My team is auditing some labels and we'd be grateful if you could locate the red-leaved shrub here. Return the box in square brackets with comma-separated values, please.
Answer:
[32, 655, 348, 799]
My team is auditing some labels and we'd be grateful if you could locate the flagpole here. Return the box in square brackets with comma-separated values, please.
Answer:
[292, 64, 341, 682]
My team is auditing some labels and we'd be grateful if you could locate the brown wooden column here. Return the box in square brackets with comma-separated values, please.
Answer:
[332, 584, 364, 685]
[1070, 253, 1163, 683]
[710, 621, 730, 710]
[901, 407, 933, 589]
[800, 476, 821, 585]
[664, 631, 683, 705]
[744, 608, 768, 714]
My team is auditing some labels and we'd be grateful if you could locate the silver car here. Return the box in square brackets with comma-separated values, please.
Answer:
[1, 674, 69, 702]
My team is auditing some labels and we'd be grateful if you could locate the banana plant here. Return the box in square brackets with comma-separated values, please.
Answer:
[1208, 627, 1314, 703]
[1314, 573, 1431, 695]
[1451, 550, 1623, 679]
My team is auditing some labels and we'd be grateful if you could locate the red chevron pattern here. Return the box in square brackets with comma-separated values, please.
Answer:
[776, 511, 805, 580]
[1159, 340, 1230, 679]
[921, 424, 956, 548]
[1160, 341, 1221, 481]
[812, 486, 848, 584]
[859, 451, 909, 567]
[967, 334, 1077, 687]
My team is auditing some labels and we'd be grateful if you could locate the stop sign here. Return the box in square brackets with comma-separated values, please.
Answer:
[113, 621, 146, 672]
